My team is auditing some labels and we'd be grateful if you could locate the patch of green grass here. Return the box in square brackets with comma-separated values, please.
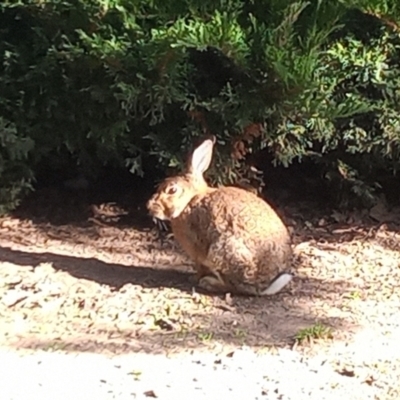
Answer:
[233, 328, 247, 339]
[128, 370, 142, 381]
[348, 291, 362, 300]
[197, 331, 214, 342]
[295, 322, 333, 344]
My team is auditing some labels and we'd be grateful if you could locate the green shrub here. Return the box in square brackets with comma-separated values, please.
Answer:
[0, 117, 34, 213]
[1, 0, 400, 211]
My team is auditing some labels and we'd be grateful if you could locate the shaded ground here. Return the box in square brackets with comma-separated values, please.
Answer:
[0, 187, 399, 398]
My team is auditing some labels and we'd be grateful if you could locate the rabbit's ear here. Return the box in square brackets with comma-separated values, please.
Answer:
[188, 136, 216, 176]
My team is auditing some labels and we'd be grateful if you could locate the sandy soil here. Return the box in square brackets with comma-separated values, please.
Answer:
[0, 188, 399, 398]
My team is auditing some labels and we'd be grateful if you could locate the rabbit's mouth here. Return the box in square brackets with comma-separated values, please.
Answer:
[151, 211, 168, 221]
[146, 199, 168, 221]
[148, 207, 167, 221]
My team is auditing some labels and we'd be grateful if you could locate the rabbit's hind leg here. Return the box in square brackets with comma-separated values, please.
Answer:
[198, 272, 232, 294]
[232, 271, 293, 296]
[197, 272, 292, 296]
[198, 274, 264, 296]
[188, 263, 213, 284]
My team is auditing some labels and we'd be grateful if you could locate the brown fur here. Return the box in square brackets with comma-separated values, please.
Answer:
[146, 138, 293, 295]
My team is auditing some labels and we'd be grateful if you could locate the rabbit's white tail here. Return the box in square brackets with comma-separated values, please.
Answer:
[261, 272, 293, 295]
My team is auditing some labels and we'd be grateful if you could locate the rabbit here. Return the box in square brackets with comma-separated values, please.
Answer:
[146, 136, 293, 296]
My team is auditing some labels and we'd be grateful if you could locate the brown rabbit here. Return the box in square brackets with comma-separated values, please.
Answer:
[146, 137, 293, 296]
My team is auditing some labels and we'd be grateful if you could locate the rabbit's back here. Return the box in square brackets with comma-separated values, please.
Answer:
[201, 186, 289, 238]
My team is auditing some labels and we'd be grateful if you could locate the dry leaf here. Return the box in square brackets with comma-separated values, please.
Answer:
[143, 390, 157, 398]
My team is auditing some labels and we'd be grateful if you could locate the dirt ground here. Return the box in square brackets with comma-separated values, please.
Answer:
[0, 187, 399, 398]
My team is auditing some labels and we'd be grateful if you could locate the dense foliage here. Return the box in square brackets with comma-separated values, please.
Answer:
[1, 0, 400, 211]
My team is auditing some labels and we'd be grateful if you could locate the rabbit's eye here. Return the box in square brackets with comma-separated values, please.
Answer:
[166, 185, 178, 195]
